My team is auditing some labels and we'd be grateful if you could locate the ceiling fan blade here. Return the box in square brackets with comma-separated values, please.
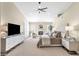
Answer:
[41, 10, 46, 12]
[37, 8, 47, 12]
[42, 7, 48, 10]
[57, 13, 63, 17]
[38, 7, 47, 11]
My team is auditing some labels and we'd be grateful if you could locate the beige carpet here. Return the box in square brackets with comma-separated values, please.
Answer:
[6, 37, 71, 56]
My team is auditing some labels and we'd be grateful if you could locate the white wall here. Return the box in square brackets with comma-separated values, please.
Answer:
[54, 3, 79, 40]
[24, 21, 53, 38]
[25, 20, 29, 37]
[29, 22, 53, 36]
[1, 2, 25, 34]
[53, 17, 66, 32]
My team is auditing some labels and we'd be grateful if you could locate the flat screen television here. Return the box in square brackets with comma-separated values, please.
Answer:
[8, 23, 20, 36]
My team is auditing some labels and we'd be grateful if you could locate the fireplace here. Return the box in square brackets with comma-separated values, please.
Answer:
[38, 31, 43, 35]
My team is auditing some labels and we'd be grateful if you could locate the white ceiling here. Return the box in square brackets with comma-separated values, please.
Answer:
[15, 2, 72, 22]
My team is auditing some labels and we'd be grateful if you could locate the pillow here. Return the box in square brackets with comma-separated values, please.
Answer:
[52, 33, 57, 38]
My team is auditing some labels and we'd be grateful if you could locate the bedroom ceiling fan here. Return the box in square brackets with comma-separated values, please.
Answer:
[37, 2, 48, 13]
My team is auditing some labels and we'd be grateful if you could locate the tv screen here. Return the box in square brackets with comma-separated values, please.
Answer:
[8, 23, 20, 36]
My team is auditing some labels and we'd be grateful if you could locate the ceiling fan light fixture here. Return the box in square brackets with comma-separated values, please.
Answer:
[39, 5, 41, 8]
[36, 2, 48, 13]
[38, 2, 41, 4]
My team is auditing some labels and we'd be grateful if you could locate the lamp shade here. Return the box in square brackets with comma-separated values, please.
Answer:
[65, 26, 73, 31]
[65, 26, 69, 31]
